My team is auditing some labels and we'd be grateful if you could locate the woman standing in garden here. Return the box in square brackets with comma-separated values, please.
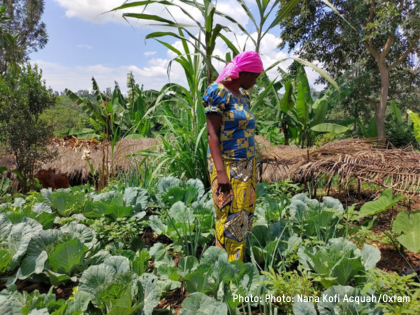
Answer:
[203, 51, 263, 261]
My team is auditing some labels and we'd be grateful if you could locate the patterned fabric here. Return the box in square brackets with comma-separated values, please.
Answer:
[208, 157, 256, 262]
[202, 83, 256, 160]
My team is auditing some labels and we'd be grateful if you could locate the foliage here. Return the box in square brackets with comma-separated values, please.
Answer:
[112, 0, 236, 84]
[78, 258, 162, 314]
[92, 215, 147, 246]
[253, 62, 352, 147]
[0, 0, 48, 74]
[277, 0, 420, 142]
[149, 176, 213, 256]
[298, 237, 381, 288]
[392, 211, 420, 253]
[284, 193, 346, 243]
[365, 268, 420, 314]
[0, 63, 57, 192]
[0, 287, 66, 315]
[357, 188, 403, 219]
[256, 179, 303, 222]
[1, 178, 419, 314]
[248, 222, 294, 270]
[0, 6, 14, 52]
[314, 132, 343, 148]
[64, 73, 157, 141]
[262, 266, 317, 314]
[0, 166, 12, 203]
[133, 34, 209, 186]
[179, 292, 227, 315]
[156, 176, 205, 207]
[39, 95, 91, 133]
[385, 101, 418, 148]
[407, 109, 420, 145]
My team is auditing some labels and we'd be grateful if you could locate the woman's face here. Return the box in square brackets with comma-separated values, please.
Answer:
[240, 72, 261, 90]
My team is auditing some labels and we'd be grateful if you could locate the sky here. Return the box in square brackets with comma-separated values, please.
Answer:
[30, 0, 323, 94]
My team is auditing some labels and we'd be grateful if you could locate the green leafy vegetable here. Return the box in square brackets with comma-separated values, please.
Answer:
[393, 211, 420, 253]
[358, 189, 402, 218]
[179, 292, 227, 315]
[49, 238, 88, 276]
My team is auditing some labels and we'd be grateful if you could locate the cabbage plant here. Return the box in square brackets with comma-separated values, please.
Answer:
[285, 194, 346, 242]
[293, 285, 383, 315]
[298, 237, 381, 289]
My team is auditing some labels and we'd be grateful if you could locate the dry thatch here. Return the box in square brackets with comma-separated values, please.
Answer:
[255, 135, 307, 182]
[258, 138, 420, 197]
[2, 135, 420, 196]
[38, 137, 160, 183]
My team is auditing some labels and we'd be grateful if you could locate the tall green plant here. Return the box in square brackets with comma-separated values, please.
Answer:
[63, 73, 155, 141]
[254, 62, 354, 147]
[133, 31, 209, 186]
[407, 109, 420, 145]
[111, 0, 237, 84]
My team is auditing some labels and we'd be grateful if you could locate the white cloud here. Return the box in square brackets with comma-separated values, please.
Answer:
[77, 44, 92, 49]
[34, 29, 325, 96]
[43, 2, 327, 94]
[144, 51, 157, 57]
[53, 0, 249, 32]
[31, 58, 187, 94]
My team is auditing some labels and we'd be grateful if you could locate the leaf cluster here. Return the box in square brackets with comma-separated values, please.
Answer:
[0, 63, 57, 192]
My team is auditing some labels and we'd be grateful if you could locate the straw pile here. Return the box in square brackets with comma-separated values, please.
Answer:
[2, 136, 419, 197]
[255, 135, 306, 182]
[285, 138, 420, 196]
[39, 137, 160, 183]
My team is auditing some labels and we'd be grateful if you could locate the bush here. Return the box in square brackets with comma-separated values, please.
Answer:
[0, 64, 57, 192]
[386, 122, 419, 149]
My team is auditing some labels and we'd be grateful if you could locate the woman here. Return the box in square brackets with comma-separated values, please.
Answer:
[202, 51, 263, 261]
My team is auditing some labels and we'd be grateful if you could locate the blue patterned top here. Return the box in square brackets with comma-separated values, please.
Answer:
[202, 83, 256, 160]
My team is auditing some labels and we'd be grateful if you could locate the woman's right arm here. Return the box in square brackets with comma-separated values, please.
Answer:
[206, 113, 231, 193]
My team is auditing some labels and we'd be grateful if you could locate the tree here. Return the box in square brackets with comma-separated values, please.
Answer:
[277, 0, 420, 145]
[0, 6, 13, 50]
[0, 63, 57, 192]
[0, 0, 48, 74]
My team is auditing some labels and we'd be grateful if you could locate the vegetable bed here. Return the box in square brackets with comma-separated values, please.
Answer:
[0, 177, 419, 314]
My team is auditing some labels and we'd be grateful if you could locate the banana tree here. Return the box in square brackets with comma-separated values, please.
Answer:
[254, 61, 355, 147]
[408, 109, 420, 145]
[62, 73, 156, 141]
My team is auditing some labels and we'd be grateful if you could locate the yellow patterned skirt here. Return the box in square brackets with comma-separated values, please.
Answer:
[208, 157, 256, 261]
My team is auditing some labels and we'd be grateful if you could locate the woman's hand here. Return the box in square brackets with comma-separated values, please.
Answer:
[216, 170, 231, 193]
[206, 113, 232, 193]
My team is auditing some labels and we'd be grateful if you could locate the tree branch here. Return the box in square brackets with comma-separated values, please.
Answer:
[389, 34, 420, 70]
[381, 35, 394, 60]
[363, 41, 380, 62]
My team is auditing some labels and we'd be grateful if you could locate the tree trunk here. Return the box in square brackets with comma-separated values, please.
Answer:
[376, 60, 389, 148]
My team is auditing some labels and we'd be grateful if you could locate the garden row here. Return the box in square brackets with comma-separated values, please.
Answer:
[0, 177, 419, 314]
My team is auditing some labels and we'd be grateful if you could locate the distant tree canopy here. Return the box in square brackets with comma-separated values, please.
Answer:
[40, 95, 92, 133]
[277, 0, 420, 143]
[0, 0, 47, 74]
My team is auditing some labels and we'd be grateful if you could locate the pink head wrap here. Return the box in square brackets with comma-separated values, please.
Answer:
[216, 51, 263, 83]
